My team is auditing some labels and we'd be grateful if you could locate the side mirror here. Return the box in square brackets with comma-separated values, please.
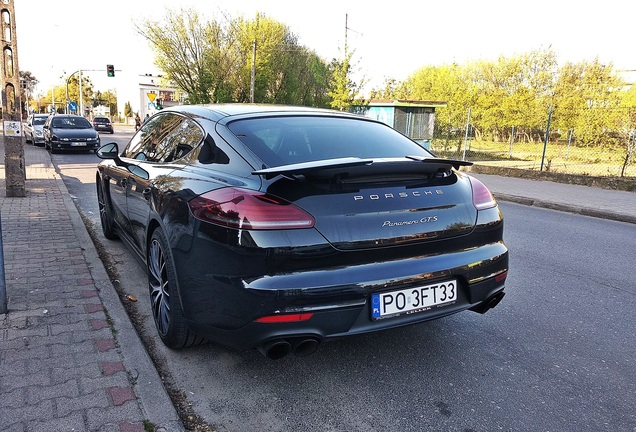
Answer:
[96, 142, 131, 169]
[96, 142, 119, 159]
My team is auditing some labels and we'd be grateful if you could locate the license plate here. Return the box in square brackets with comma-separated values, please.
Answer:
[371, 279, 457, 320]
[71, 142, 86, 146]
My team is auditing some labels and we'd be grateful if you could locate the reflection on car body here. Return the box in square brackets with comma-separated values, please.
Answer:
[95, 104, 509, 360]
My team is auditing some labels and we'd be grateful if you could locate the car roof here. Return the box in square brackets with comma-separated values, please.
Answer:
[164, 103, 365, 123]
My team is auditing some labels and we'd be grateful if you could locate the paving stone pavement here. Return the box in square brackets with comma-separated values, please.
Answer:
[0, 137, 184, 432]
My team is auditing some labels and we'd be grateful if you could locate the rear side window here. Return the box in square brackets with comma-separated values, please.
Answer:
[227, 116, 432, 167]
[123, 113, 203, 163]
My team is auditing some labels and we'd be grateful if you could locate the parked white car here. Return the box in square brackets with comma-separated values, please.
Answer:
[24, 113, 49, 146]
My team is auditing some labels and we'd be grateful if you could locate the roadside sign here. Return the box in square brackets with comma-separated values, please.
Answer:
[3, 121, 21, 136]
[69, 101, 77, 112]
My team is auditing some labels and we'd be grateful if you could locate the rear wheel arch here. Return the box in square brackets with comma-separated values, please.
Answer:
[147, 227, 203, 348]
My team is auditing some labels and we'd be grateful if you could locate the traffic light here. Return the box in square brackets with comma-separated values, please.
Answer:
[107, 64, 115, 77]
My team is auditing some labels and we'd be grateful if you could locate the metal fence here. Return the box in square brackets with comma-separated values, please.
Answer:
[432, 136, 635, 178]
[430, 109, 636, 179]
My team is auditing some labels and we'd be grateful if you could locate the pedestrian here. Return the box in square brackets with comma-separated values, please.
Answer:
[135, 114, 141, 131]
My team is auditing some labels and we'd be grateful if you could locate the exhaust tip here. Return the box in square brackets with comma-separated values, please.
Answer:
[471, 291, 505, 314]
[488, 291, 505, 309]
[293, 338, 320, 357]
[259, 340, 292, 360]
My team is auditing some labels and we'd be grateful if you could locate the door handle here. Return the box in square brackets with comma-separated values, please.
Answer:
[142, 188, 152, 200]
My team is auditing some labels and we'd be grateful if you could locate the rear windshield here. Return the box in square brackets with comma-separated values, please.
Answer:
[227, 116, 432, 167]
[94, 118, 110, 123]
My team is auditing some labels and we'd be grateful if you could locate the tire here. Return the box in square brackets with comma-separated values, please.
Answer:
[148, 228, 202, 349]
[97, 180, 118, 240]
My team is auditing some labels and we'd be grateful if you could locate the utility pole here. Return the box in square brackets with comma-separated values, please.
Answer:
[250, 13, 259, 103]
[1, 0, 26, 197]
[250, 39, 256, 103]
[79, 70, 83, 116]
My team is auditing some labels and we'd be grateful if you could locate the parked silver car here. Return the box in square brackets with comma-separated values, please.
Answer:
[24, 113, 49, 146]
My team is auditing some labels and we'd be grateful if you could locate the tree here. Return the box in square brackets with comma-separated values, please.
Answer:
[137, 9, 332, 107]
[553, 59, 624, 146]
[392, 48, 561, 144]
[124, 101, 133, 118]
[233, 15, 331, 106]
[102, 90, 118, 116]
[399, 63, 477, 148]
[136, 8, 234, 104]
[92, 90, 118, 117]
[64, 74, 94, 114]
[328, 45, 365, 111]
[19, 70, 38, 113]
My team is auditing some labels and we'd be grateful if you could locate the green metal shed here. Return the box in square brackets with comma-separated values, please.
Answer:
[362, 99, 447, 148]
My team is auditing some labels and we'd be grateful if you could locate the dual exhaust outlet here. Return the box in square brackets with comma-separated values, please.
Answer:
[259, 291, 506, 359]
[258, 337, 320, 360]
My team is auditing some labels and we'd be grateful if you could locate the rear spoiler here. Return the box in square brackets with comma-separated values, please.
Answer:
[253, 156, 473, 180]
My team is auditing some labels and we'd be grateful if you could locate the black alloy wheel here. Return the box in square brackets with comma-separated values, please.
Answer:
[148, 228, 202, 349]
[97, 181, 117, 240]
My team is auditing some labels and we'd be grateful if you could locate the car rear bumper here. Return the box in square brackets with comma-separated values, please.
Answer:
[178, 240, 508, 352]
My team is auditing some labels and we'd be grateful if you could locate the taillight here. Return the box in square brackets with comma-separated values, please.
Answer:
[189, 187, 315, 230]
[469, 176, 497, 210]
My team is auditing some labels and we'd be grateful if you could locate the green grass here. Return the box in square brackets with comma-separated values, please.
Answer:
[431, 138, 635, 178]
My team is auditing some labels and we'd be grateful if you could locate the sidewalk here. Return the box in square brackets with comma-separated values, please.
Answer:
[0, 139, 184, 431]
[470, 171, 636, 225]
[0, 138, 634, 432]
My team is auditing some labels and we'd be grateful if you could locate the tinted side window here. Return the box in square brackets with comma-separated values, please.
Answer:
[122, 113, 202, 163]
[123, 115, 163, 160]
[165, 119, 203, 161]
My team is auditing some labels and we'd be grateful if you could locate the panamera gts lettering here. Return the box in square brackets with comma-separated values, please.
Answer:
[354, 190, 444, 201]
[382, 216, 438, 227]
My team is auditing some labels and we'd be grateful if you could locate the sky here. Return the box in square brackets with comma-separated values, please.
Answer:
[14, 0, 636, 110]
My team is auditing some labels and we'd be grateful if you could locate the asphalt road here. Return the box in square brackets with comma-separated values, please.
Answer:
[54, 132, 636, 432]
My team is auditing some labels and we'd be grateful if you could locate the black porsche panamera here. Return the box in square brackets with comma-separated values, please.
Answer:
[96, 104, 508, 359]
